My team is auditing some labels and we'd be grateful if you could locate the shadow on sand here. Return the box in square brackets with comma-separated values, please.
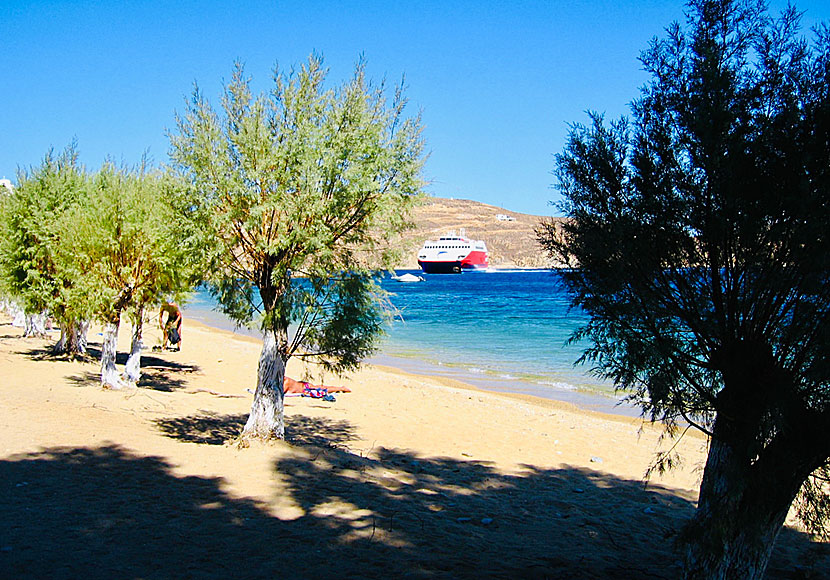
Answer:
[87, 344, 201, 392]
[13, 338, 201, 392]
[2, 415, 827, 579]
[153, 412, 355, 448]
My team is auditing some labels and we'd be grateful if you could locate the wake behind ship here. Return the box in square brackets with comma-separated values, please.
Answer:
[417, 231, 489, 273]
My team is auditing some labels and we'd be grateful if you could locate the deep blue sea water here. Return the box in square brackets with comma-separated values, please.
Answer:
[183, 270, 633, 414]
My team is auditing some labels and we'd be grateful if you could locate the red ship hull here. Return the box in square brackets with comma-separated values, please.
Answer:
[419, 250, 489, 273]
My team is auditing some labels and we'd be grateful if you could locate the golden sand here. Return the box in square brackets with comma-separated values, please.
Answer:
[1, 315, 825, 578]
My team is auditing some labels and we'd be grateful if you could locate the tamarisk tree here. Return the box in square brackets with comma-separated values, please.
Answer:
[68, 162, 197, 388]
[538, 1, 830, 577]
[169, 56, 424, 441]
[0, 145, 91, 354]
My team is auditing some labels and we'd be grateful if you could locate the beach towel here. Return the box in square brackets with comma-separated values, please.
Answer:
[296, 384, 335, 402]
[302, 385, 327, 398]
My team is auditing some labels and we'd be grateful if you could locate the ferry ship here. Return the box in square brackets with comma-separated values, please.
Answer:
[417, 231, 489, 273]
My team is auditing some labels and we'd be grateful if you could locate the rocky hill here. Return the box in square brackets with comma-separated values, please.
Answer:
[394, 197, 563, 269]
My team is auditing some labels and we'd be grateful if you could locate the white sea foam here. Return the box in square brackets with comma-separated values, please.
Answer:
[539, 380, 578, 391]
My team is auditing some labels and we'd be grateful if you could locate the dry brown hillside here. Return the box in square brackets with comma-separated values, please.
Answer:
[394, 197, 563, 269]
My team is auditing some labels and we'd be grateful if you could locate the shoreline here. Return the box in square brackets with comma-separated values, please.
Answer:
[182, 303, 638, 419]
[368, 352, 641, 418]
[180, 316, 640, 423]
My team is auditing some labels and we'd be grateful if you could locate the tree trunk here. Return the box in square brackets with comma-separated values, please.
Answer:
[680, 363, 822, 580]
[54, 317, 89, 358]
[123, 311, 143, 386]
[100, 319, 127, 389]
[11, 303, 25, 327]
[681, 434, 803, 579]
[54, 326, 70, 354]
[23, 310, 48, 338]
[680, 339, 827, 578]
[13, 309, 25, 327]
[240, 331, 286, 441]
[77, 319, 89, 353]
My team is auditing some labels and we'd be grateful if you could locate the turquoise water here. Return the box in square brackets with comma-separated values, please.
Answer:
[183, 270, 630, 414]
[376, 270, 617, 399]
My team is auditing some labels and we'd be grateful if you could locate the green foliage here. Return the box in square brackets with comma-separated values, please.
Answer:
[169, 54, 425, 369]
[290, 272, 389, 374]
[0, 144, 91, 324]
[0, 144, 204, 343]
[209, 277, 258, 328]
[65, 162, 201, 323]
[539, 0, 830, 537]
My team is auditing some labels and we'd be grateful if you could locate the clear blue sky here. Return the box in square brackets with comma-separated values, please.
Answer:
[2, 1, 827, 216]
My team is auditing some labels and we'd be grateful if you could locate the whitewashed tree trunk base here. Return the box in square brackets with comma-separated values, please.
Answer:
[240, 332, 286, 442]
[123, 315, 143, 386]
[7, 302, 25, 327]
[54, 319, 89, 358]
[77, 320, 89, 353]
[681, 435, 804, 579]
[100, 320, 129, 390]
[23, 311, 48, 338]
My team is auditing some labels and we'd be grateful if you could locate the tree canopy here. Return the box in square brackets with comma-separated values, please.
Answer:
[538, 0, 830, 577]
[169, 55, 425, 439]
[0, 147, 202, 381]
[0, 144, 91, 345]
[68, 163, 196, 323]
[66, 161, 204, 387]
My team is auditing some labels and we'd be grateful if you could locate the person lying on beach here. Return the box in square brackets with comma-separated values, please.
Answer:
[283, 376, 351, 395]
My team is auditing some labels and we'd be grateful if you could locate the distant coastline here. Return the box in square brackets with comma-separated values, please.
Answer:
[397, 197, 563, 270]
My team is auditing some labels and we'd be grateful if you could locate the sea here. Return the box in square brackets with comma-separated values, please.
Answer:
[183, 269, 637, 416]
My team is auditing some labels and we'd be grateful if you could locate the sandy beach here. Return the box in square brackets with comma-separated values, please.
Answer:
[1, 315, 827, 579]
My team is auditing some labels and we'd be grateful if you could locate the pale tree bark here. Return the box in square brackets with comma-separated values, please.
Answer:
[23, 310, 48, 338]
[54, 326, 70, 355]
[77, 319, 89, 353]
[53, 318, 89, 358]
[123, 310, 144, 386]
[0, 298, 16, 318]
[100, 320, 128, 389]
[12, 305, 25, 327]
[5, 300, 25, 327]
[240, 331, 286, 441]
[99, 286, 133, 389]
